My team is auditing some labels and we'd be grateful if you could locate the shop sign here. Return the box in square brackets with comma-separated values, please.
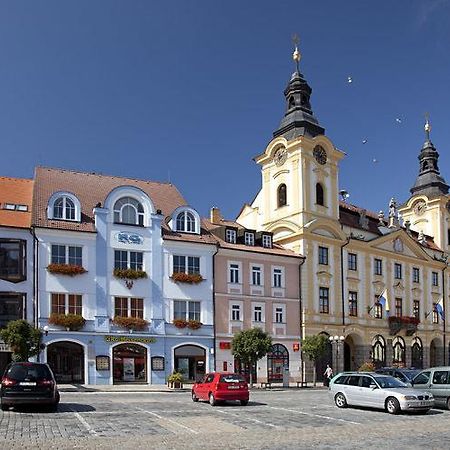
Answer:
[219, 341, 231, 350]
[96, 355, 110, 371]
[151, 356, 165, 371]
[293, 343, 300, 352]
[115, 231, 144, 245]
[104, 335, 156, 344]
[0, 341, 11, 352]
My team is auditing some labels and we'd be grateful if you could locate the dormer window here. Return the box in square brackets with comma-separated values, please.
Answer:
[244, 232, 255, 246]
[114, 197, 144, 226]
[176, 211, 196, 233]
[226, 229, 237, 244]
[48, 192, 81, 222]
[262, 235, 272, 248]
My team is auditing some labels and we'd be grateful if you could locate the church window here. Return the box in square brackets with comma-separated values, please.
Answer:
[277, 184, 287, 208]
[316, 183, 324, 206]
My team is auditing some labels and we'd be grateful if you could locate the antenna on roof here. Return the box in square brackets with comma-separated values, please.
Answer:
[339, 189, 350, 202]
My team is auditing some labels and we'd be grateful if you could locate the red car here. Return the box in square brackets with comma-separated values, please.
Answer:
[192, 372, 249, 406]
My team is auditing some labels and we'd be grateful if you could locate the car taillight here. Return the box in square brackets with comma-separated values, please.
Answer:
[38, 379, 54, 387]
[1, 377, 18, 387]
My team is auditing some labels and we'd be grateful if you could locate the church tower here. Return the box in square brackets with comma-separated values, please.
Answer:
[237, 42, 345, 252]
[399, 117, 450, 251]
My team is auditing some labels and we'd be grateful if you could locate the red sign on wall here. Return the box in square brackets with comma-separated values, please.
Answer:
[219, 342, 231, 350]
[293, 343, 300, 352]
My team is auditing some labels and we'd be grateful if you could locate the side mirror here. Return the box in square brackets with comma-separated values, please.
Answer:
[369, 384, 377, 390]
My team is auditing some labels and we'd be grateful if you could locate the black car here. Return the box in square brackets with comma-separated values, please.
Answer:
[1, 362, 60, 411]
[375, 367, 421, 384]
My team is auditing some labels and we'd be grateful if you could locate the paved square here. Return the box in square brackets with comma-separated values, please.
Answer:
[1, 389, 450, 449]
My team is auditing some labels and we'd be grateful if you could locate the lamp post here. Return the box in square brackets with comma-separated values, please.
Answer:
[329, 335, 345, 373]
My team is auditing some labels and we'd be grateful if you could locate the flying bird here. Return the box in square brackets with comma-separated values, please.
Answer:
[347, 76, 353, 84]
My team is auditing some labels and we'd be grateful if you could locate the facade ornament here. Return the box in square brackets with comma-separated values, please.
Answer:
[358, 209, 369, 230]
[378, 210, 385, 225]
[393, 237, 404, 253]
[388, 198, 399, 228]
[404, 219, 411, 234]
[418, 230, 426, 244]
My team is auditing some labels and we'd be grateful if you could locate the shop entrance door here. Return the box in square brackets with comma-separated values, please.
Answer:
[47, 341, 85, 384]
[113, 344, 147, 383]
[174, 345, 206, 382]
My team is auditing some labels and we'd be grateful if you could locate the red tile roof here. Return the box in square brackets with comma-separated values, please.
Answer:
[0, 177, 33, 229]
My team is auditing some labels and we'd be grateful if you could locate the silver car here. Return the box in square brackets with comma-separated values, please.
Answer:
[329, 372, 434, 414]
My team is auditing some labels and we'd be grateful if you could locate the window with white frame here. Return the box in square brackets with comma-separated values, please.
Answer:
[413, 267, 420, 283]
[252, 303, 264, 322]
[272, 267, 284, 288]
[230, 303, 242, 321]
[51, 293, 82, 315]
[175, 210, 197, 233]
[114, 250, 143, 270]
[114, 297, 143, 318]
[432, 272, 439, 287]
[262, 234, 272, 248]
[274, 304, 285, 323]
[113, 197, 144, 226]
[226, 229, 237, 244]
[53, 196, 76, 221]
[51, 245, 82, 266]
[173, 300, 201, 321]
[229, 262, 240, 284]
[173, 255, 200, 274]
[251, 265, 262, 286]
[244, 232, 255, 246]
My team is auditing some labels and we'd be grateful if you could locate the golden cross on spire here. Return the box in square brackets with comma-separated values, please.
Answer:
[292, 33, 301, 72]
[424, 112, 431, 140]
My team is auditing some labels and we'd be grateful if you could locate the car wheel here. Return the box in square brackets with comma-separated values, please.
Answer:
[192, 391, 199, 402]
[209, 393, 216, 406]
[240, 400, 249, 406]
[446, 398, 450, 411]
[386, 397, 400, 415]
[335, 393, 347, 408]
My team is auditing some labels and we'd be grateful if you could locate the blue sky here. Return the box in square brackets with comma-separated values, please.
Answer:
[0, 0, 449, 219]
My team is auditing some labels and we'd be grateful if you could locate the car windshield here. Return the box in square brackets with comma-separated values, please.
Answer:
[219, 374, 246, 383]
[6, 364, 52, 381]
[400, 370, 420, 381]
[374, 376, 408, 389]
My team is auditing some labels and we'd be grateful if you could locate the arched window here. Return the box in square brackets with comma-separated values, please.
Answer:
[371, 335, 386, 368]
[176, 211, 197, 233]
[288, 96, 295, 109]
[277, 184, 287, 208]
[267, 344, 289, 383]
[113, 197, 144, 226]
[411, 337, 423, 369]
[316, 183, 324, 206]
[392, 336, 405, 365]
[52, 196, 76, 221]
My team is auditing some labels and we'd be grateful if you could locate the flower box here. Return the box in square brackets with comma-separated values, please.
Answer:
[170, 272, 203, 284]
[113, 268, 148, 280]
[388, 316, 419, 336]
[187, 319, 202, 330]
[173, 319, 188, 328]
[48, 313, 86, 331]
[112, 316, 148, 331]
[47, 264, 87, 276]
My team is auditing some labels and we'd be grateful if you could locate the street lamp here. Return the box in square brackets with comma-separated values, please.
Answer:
[329, 335, 345, 372]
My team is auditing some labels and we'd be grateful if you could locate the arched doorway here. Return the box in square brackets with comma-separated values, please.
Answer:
[371, 335, 386, 369]
[344, 334, 362, 371]
[315, 333, 332, 382]
[411, 337, 423, 369]
[113, 343, 147, 383]
[47, 341, 85, 384]
[430, 339, 439, 367]
[174, 345, 206, 382]
[392, 337, 406, 367]
[267, 344, 289, 383]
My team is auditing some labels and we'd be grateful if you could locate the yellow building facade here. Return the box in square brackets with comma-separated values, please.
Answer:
[237, 47, 450, 380]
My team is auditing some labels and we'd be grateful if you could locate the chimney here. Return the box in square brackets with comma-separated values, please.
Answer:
[210, 207, 222, 224]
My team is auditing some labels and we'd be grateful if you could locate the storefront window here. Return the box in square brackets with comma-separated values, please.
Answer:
[113, 344, 147, 383]
[174, 345, 206, 382]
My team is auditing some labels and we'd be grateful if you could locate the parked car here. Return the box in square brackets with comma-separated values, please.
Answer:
[1, 362, 60, 411]
[329, 372, 433, 414]
[192, 372, 249, 406]
[411, 366, 450, 409]
[375, 367, 421, 385]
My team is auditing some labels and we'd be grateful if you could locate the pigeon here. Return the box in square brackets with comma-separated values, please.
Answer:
[362, 139, 368, 144]
[395, 118, 402, 124]
[347, 76, 353, 83]
[373, 158, 378, 163]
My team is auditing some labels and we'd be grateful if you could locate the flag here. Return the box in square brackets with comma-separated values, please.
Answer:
[378, 289, 390, 317]
[435, 297, 445, 320]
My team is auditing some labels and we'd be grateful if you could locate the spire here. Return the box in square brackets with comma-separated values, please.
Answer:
[410, 114, 449, 198]
[273, 37, 325, 140]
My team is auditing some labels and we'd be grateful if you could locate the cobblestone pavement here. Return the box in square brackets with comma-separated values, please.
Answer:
[1, 389, 450, 449]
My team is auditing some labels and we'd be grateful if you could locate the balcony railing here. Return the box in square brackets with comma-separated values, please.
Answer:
[388, 316, 419, 336]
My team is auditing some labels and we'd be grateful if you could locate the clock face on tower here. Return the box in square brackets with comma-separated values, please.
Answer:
[274, 148, 287, 166]
[413, 200, 427, 216]
[313, 145, 327, 165]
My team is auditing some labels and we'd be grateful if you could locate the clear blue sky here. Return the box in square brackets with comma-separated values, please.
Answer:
[1, 0, 449, 220]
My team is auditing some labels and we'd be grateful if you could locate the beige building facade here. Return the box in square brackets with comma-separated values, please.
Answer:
[237, 47, 450, 381]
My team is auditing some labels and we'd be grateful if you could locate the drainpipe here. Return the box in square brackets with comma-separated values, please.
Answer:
[29, 226, 39, 328]
[340, 237, 351, 329]
[298, 255, 306, 385]
[212, 245, 219, 372]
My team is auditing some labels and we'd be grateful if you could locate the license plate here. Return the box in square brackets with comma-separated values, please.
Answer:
[228, 385, 240, 389]
[20, 382, 36, 386]
[419, 401, 428, 406]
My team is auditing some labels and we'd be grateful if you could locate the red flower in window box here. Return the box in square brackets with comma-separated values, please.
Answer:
[173, 319, 188, 328]
[112, 316, 148, 331]
[48, 313, 86, 331]
[187, 319, 202, 330]
[47, 264, 86, 276]
[113, 268, 148, 280]
[170, 272, 203, 284]
[388, 316, 420, 325]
